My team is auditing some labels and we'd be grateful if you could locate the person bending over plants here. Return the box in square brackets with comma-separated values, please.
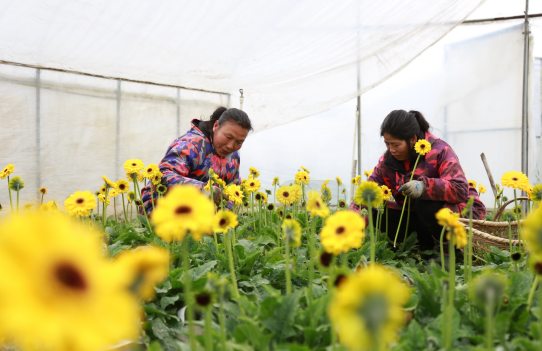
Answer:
[140, 107, 252, 214]
[350, 110, 485, 250]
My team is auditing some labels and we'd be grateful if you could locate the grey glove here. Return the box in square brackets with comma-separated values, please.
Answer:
[399, 180, 424, 199]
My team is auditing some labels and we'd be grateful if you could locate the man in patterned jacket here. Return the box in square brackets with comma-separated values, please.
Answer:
[350, 110, 485, 249]
[141, 107, 251, 214]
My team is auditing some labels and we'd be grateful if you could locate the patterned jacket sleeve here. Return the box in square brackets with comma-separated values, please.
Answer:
[418, 146, 469, 204]
[160, 140, 206, 190]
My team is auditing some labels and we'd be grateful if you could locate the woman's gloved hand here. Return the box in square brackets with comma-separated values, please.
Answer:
[399, 180, 424, 199]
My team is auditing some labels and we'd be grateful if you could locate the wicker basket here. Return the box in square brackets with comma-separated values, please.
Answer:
[458, 197, 528, 252]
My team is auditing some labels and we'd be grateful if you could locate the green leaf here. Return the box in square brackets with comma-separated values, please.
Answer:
[147, 341, 165, 351]
[155, 280, 172, 294]
[190, 260, 218, 281]
[160, 295, 179, 310]
[240, 250, 261, 276]
[150, 318, 175, 341]
[404, 320, 425, 349]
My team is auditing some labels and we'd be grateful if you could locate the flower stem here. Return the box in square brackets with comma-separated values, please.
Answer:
[149, 183, 156, 212]
[446, 237, 456, 350]
[468, 207, 473, 283]
[219, 285, 227, 351]
[439, 227, 446, 272]
[113, 197, 117, 220]
[121, 193, 128, 223]
[181, 237, 197, 351]
[485, 291, 494, 350]
[40, 193, 44, 206]
[401, 198, 411, 251]
[385, 205, 388, 236]
[538, 280, 542, 344]
[508, 220, 513, 253]
[527, 276, 539, 311]
[513, 189, 523, 252]
[285, 236, 292, 295]
[103, 187, 109, 226]
[308, 217, 316, 326]
[133, 180, 152, 231]
[394, 154, 421, 247]
[225, 229, 240, 298]
[204, 305, 213, 351]
[368, 200, 375, 264]
[7, 176, 14, 216]
[16, 185, 20, 216]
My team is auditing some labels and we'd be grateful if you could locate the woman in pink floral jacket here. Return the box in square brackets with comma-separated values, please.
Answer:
[350, 110, 485, 248]
[141, 107, 252, 214]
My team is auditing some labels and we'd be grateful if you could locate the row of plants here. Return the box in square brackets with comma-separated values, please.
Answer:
[0, 138, 542, 351]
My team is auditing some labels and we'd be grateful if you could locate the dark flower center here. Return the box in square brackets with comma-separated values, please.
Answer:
[195, 292, 211, 306]
[132, 163, 136, 166]
[420, 145, 426, 149]
[334, 274, 347, 287]
[511, 252, 522, 261]
[256, 194, 261, 200]
[512, 177, 518, 181]
[55, 263, 87, 291]
[76, 198, 84, 204]
[219, 218, 227, 226]
[119, 184, 125, 190]
[320, 252, 333, 267]
[235, 191, 240, 196]
[535, 262, 542, 275]
[250, 182, 255, 186]
[175, 206, 192, 214]
[147, 168, 152, 173]
[316, 201, 321, 208]
[336, 226, 345, 235]
[283, 192, 289, 197]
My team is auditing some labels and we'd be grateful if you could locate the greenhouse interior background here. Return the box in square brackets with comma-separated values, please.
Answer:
[1, 0, 542, 214]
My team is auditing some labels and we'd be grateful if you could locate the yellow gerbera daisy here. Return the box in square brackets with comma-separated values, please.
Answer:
[102, 175, 118, 189]
[306, 190, 329, 218]
[151, 185, 214, 242]
[100, 185, 106, 194]
[276, 185, 295, 206]
[39, 187, 48, 195]
[322, 185, 332, 202]
[501, 171, 530, 191]
[124, 159, 144, 174]
[116, 179, 130, 194]
[479, 184, 486, 194]
[328, 265, 410, 351]
[108, 189, 120, 198]
[468, 180, 476, 188]
[301, 166, 310, 174]
[215, 178, 226, 188]
[320, 211, 365, 255]
[523, 206, 542, 255]
[244, 178, 261, 194]
[0, 163, 15, 179]
[113, 246, 170, 301]
[290, 184, 302, 202]
[142, 164, 159, 179]
[249, 167, 260, 179]
[0, 214, 140, 351]
[351, 175, 361, 186]
[224, 184, 244, 205]
[98, 194, 110, 206]
[321, 179, 330, 188]
[282, 219, 302, 247]
[446, 223, 468, 248]
[64, 191, 97, 217]
[295, 171, 310, 185]
[354, 181, 384, 208]
[126, 171, 143, 182]
[152, 171, 163, 186]
[23, 203, 33, 211]
[336, 177, 343, 186]
[8, 176, 24, 191]
[213, 210, 239, 233]
[381, 185, 392, 201]
[364, 169, 373, 178]
[127, 191, 136, 202]
[40, 201, 59, 214]
[530, 184, 542, 203]
[414, 139, 432, 155]
[272, 177, 280, 186]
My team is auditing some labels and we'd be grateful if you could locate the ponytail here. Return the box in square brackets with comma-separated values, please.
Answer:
[380, 109, 431, 141]
[409, 110, 430, 134]
[204, 106, 228, 132]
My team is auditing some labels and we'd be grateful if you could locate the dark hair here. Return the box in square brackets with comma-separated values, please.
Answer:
[204, 107, 253, 137]
[380, 110, 430, 142]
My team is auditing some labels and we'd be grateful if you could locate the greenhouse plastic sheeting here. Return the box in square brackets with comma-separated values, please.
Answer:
[241, 21, 540, 208]
[0, 0, 484, 132]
